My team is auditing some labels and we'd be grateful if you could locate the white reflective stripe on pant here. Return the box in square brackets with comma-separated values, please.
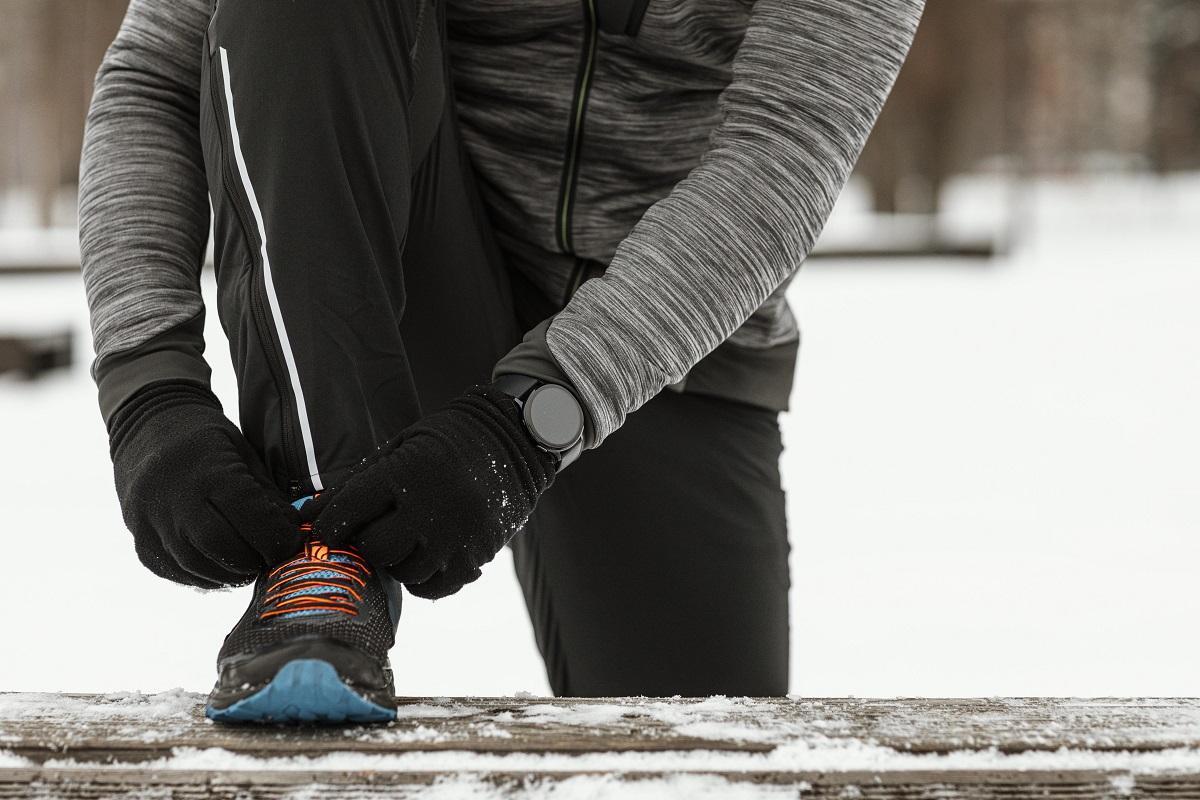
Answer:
[218, 46, 325, 491]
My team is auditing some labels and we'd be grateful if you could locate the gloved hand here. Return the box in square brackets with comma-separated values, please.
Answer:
[108, 382, 301, 588]
[314, 384, 557, 599]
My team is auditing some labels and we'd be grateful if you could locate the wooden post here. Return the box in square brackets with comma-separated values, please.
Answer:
[0, 331, 73, 378]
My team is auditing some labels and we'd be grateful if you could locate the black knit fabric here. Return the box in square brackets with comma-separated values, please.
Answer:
[315, 384, 557, 599]
[108, 381, 301, 588]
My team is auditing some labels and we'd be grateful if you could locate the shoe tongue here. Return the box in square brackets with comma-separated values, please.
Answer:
[292, 492, 331, 525]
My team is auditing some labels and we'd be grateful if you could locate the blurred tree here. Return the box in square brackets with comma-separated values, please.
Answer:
[0, 0, 125, 227]
[1151, 0, 1200, 170]
[856, 0, 1009, 214]
[857, 0, 1200, 214]
[1, 0, 1198, 226]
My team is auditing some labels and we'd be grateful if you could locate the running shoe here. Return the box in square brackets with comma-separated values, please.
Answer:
[205, 512, 401, 724]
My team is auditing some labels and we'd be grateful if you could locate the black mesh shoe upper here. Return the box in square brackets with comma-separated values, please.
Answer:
[217, 540, 402, 669]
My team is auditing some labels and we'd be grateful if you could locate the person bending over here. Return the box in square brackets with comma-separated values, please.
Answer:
[80, 0, 922, 722]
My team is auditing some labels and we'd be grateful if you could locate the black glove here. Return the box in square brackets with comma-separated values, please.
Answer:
[314, 385, 557, 599]
[109, 382, 301, 588]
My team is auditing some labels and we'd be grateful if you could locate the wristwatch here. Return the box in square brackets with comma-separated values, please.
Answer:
[493, 374, 585, 471]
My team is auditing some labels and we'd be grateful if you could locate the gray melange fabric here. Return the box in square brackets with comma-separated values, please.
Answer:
[80, 0, 211, 365]
[80, 0, 923, 444]
[540, 0, 923, 442]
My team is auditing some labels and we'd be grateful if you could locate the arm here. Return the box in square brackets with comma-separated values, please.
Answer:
[80, 0, 299, 586]
[80, 0, 213, 422]
[533, 0, 925, 445]
[319, 0, 924, 598]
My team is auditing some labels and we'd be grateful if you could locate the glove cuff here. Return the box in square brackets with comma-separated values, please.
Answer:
[107, 381, 224, 458]
[461, 385, 559, 492]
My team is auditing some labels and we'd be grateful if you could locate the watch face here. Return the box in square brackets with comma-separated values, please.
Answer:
[524, 384, 585, 450]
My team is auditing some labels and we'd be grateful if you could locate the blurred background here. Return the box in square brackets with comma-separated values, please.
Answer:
[1, 0, 1197, 696]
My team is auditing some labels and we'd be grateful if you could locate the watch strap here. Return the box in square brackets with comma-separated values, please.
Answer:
[493, 373, 540, 400]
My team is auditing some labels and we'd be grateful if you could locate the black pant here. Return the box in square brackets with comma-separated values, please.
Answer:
[200, 0, 790, 696]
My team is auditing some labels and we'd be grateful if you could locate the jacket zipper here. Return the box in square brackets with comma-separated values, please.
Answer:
[563, 258, 587, 304]
[209, 57, 306, 495]
[555, 0, 599, 257]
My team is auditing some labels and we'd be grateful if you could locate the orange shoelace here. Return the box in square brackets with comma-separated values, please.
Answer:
[258, 523, 372, 621]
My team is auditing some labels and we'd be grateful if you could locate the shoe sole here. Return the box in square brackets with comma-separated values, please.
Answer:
[205, 659, 397, 724]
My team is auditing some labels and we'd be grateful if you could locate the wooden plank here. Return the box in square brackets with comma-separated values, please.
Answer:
[3, 696, 1200, 798]
[6, 696, 1200, 761]
[4, 768, 1200, 799]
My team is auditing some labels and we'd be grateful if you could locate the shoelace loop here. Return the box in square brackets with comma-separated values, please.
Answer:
[258, 525, 372, 621]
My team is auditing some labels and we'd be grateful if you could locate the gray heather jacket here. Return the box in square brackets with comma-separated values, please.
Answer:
[81, 0, 923, 446]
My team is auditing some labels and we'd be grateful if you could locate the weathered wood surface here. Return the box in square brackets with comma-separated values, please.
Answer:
[3, 695, 1200, 797]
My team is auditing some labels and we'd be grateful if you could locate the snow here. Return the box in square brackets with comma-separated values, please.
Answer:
[391, 703, 482, 719]
[29, 740, 1200, 775]
[0, 690, 200, 744]
[278, 775, 807, 800]
[511, 697, 784, 743]
[1111, 774, 1137, 796]
[0, 689, 199, 721]
[1, 174, 1198, 697]
[10, 691, 1200, 777]
[0, 227, 78, 274]
[411, 775, 804, 800]
[7, 690, 1200, 788]
[517, 703, 635, 728]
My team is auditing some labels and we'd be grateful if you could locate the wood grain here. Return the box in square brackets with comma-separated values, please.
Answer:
[3, 696, 1200, 797]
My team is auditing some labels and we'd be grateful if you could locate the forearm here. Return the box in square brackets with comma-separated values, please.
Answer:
[539, 0, 924, 445]
[79, 0, 214, 422]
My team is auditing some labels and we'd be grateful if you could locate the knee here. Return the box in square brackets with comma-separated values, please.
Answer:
[210, 0, 423, 53]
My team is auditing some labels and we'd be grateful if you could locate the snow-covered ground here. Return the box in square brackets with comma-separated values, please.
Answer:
[1, 174, 1197, 697]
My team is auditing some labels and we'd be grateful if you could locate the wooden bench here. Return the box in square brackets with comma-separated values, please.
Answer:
[2, 695, 1199, 798]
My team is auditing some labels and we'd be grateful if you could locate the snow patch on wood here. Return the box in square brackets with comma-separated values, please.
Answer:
[4, 695, 1200, 797]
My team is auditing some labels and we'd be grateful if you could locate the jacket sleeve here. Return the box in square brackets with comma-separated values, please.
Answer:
[525, 0, 924, 446]
[79, 0, 214, 424]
